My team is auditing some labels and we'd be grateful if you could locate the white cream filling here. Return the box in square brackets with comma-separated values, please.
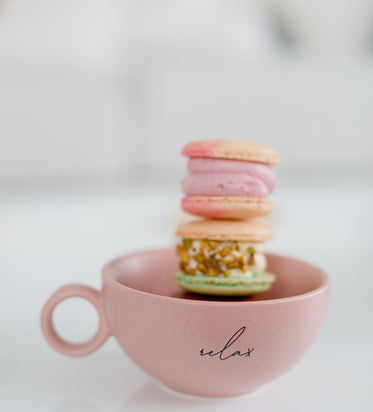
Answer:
[183, 240, 267, 278]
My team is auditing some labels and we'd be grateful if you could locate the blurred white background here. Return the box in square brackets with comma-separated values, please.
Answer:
[0, 0, 373, 185]
[1, 1, 373, 411]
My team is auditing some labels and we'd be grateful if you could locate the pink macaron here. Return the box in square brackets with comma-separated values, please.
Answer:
[181, 140, 279, 219]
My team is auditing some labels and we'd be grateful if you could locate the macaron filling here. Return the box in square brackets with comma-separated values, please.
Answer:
[188, 158, 276, 191]
[182, 158, 276, 198]
[176, 238, 267, 278]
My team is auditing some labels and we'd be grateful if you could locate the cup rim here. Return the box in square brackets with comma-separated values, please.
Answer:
[102, 248, 331, 306]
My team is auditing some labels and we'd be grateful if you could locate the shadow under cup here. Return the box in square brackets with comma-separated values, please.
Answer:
[42, 249, 330, 398]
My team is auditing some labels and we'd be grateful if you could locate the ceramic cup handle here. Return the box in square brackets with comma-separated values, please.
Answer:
[41, 284, 111, 357]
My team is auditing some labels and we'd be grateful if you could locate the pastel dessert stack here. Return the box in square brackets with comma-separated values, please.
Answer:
[175, 139, 279, 296]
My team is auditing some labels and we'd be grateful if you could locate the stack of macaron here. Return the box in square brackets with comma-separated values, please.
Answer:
[175, 139, 279, 296]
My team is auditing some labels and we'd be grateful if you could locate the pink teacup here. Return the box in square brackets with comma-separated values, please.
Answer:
[41, 249, 330, 398]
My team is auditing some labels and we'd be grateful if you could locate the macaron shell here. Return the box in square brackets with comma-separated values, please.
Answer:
[182, 196, 273, 219]
[175, 271, 275, 296]
[182, 140, 279, 164]
[176, 219, 272, 242]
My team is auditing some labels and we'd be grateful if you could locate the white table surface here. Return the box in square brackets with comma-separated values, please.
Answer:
[1, 181, 372, 411]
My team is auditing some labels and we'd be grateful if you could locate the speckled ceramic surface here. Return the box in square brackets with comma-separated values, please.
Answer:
[41, 248, 330, 398]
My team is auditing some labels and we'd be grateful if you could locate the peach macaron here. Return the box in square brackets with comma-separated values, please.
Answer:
[181, 139, 279, 219]
[175, 219, 275, 296]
